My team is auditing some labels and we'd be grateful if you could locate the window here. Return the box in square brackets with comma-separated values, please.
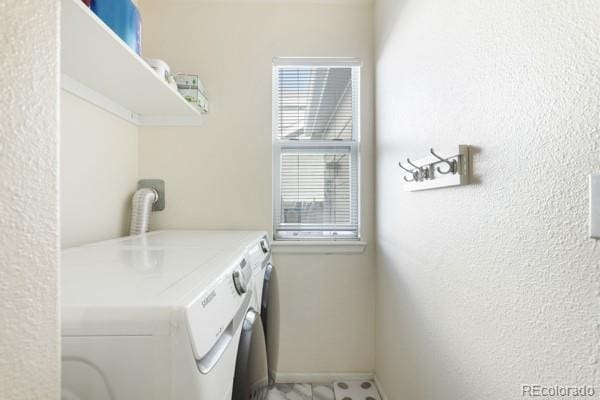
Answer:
[272, 58, 361, 241]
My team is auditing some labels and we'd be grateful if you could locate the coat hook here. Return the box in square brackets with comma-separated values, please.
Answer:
[406, 158, 420, 170]
[398, 161, 413, 173]
[407, 158, 430, 181]
[406, 157, 431, 182]
[430, 148, 457, 174]
[398, 161, 416, 182]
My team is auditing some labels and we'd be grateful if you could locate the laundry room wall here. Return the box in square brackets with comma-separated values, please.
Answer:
[374, 1, 600, 399]
[137, 0, 375, 375]
[0, 0, 60, 398]
[60, 92, 139, 248]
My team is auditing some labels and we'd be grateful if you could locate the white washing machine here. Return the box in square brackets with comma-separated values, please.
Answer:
[61, 230, 275, 400]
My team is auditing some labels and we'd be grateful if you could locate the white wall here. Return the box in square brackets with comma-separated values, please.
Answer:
[60, 91, 139, 248]
[0, 1, 60, 398]
[375, 1, 600, 399]
[138, 0, 375, 374]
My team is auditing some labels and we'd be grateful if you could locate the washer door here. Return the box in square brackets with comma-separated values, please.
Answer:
[261, 263, 279, 387]
[232, 309, 268, 400]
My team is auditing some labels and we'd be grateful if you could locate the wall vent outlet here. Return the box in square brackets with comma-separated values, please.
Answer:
[138, 179, 165, 211]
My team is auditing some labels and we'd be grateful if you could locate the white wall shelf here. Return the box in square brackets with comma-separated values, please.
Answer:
[61, 0, 203, 127]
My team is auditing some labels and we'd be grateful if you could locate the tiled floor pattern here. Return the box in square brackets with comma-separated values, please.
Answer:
[333, 380, 381, 400]
[267, 383, 334, 400]
[267, 381, 380, 400]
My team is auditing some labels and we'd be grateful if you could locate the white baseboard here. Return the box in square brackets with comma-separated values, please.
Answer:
[275, 371, 374, 384]
[374, 375, 390, 400]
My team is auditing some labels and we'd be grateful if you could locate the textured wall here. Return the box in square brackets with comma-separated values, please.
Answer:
[138, 1, 375, 374]
[61, 91, 139, 248]
[374, 1, 600, 399]
[0, 0, 60, 399]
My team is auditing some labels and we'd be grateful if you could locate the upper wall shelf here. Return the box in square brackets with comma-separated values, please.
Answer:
[61, 0, 203, 126]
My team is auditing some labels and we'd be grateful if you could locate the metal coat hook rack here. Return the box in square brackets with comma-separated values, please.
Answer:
[398, 145, 470, 191]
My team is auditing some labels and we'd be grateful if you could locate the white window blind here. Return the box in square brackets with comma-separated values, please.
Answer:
[273, 58, 360, 240]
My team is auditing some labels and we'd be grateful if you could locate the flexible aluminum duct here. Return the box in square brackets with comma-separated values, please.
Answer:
[129, 188, 158, 235]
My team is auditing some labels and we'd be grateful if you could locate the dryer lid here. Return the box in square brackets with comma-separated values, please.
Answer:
[61, 245, 241, 335]
[61, 230, 267, 336]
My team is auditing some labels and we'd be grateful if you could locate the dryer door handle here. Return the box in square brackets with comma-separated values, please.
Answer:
[196, 293, 251, 374]
[196, 320, 234, 374]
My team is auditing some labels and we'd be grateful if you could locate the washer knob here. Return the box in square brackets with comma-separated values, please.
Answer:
[232, 270, 247, 294]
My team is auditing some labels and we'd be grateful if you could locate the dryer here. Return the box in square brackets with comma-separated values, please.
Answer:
[99, 230, 280, 388]
[61, 231, 273, 400]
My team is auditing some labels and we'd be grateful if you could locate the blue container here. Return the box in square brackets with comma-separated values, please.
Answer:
[92, 0, 142, 55]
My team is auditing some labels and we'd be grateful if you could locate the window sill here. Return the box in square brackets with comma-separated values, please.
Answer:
[270, 240, 367, 255]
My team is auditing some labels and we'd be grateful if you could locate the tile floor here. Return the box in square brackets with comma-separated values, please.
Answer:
[267, 383, 334, 400]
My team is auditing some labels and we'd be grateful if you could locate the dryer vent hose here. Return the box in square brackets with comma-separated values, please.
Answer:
[129, 188, 159, 236]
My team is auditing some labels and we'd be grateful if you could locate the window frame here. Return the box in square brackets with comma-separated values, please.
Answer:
[272, 57, 362, 242]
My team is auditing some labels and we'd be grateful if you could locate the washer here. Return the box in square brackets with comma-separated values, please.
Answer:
[61, 230, 271, 400]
